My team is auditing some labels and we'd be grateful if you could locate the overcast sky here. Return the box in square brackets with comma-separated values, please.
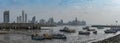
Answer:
[0, 0, 120, 25]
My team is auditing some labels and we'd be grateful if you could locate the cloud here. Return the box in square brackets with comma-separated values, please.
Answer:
[0, 0, 120, 24]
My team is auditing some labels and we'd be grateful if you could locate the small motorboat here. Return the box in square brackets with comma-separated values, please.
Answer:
[43, 33, 52, 39]
[93, 31, 97, 34]
[31, 34, 45, 40]
[60, 27, 75, 33]
[83, 26, 89, 30]
[97, 27, 104, 29]
[52, 34, 66, 39]
[110, 27, 120, 31]
[79, 31, 90, 35]
[87, 29, 96, 31]
[104, 29, 117, 33]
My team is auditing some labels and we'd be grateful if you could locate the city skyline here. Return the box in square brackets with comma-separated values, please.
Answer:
[0, 0, 120, 25]
[2, 10, 86, 26]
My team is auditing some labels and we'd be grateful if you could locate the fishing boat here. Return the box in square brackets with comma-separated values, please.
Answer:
[93, 31, 97, 34]
[79, 31, 90, 35]
[110, 27, 120, 31]
[60, 27, 75, 33]
[87, 29, 96, 31]
[104, 29, 117, 33]
[43, 33, 52, 39]
[31, 34, 45, 40]
[83, 26, 89, 30]
[52, 34, 66, 39]
[97, 27, 104, 29]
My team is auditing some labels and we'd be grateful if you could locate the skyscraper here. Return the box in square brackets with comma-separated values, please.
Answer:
[3, 10, 10, 23]
[58, 19, 63, 24]
[47, 17, 54, 25]
[32, 16, 36, 23]
[57, 19, 64, 25]
[39, 19, 46, 24]
[17, 16, 19, 23]
[25, 14, 27, 23]
[22, 10, 25, 23]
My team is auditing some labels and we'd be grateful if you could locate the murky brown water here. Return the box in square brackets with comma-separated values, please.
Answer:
[0, 26, 119, 43]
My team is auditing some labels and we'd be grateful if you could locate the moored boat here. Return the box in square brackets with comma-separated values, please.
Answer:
[93, 31, 97, 34]
[104, 29, 117, 33]
[60, 27, 75, 33]
[31, 34, 45, 40]
[43, 33, 52, 39]
[79, 31, 90, 35]
[87, 29, 96, 31]
[83, 26, 89, 30]
[97, 27, 104, 29]
[110, 27, 120, 31]
[52, 34, 66, 39]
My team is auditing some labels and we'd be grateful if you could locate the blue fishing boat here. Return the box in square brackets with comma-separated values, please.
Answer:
[31, 34, 45, 40]
[79, 31, 90, 35]
[52, 34, 66, 39]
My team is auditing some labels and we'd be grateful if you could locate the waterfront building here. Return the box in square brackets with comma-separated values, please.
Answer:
[39, 19, 46, 24]
[18, 16, 21, 23]
[47, 17, 55, 25]
[57, 19, 64, 25]
[28, 20, 32, 23]
[32, 16, 36, 23]
[17, 10, 27, 23]
[22, 10, 25, 23]
[3, 10, 10, 23]
[79, 20, 86, 26]
[67, 18, 86, 26]
[17, 16, 19, 23]
[25, 14, 27, 23]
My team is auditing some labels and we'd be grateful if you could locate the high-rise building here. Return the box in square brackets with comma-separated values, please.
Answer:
[17, 16, 22, 23]
[75, 17, 78, 23]
[25, 14, 27, 23]
[3, 10, 10, 23]
[32, 16, 36, 23]
[22, 10, 25, 23]
[39, 19, 46, 24]
[19, 16, 22, 23]
[47, 17, 54, 25]
[17, 16, 19, 23]
[57, 19, 63, 25]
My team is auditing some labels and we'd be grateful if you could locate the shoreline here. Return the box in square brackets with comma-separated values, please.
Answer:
[92, 34, 120, 43]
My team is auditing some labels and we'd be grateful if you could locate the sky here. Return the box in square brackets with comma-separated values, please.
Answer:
[0, 0, 120, 25]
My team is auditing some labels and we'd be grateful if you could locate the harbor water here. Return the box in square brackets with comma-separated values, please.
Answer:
[0, 26, 119, 43]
